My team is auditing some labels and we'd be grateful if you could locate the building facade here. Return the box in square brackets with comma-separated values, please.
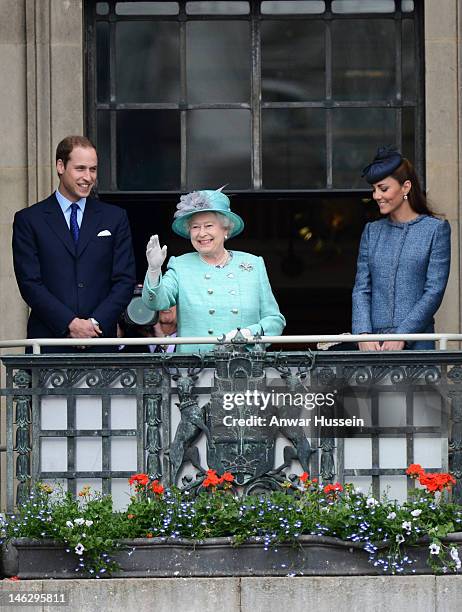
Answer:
[0, 0, 460, 346]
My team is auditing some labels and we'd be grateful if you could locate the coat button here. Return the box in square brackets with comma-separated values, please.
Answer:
[229, 290, 236, 295]
[148, 295, 153, 301]
[231, 308, 238, 314]
[209, 309, 215, 315]
[208, 329, 214, 334]
[227, 273, 234, 279]
[208, 289, 213, 294]
[78, 282, 84, 288]
[204, 273, 211, 280]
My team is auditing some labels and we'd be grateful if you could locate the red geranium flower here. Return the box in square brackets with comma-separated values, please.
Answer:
[406, 464, 425, 478]
[419, 471, 456, 493]
[323, 482, 343, 495]
[203, 469, 234, 488]
[151, 480, 165, 495]
[203, 469, 221, 488]
[299, 472, 309, 483]
[128, 473, 149, 487]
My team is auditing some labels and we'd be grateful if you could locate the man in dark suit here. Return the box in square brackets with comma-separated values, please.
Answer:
[12, 135, 136, 352]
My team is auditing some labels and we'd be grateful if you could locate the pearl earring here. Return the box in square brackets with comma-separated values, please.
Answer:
[404, 194, 408, 200]
[225, 234, 228, 240]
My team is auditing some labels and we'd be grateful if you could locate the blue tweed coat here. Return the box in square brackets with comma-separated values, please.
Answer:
[352, 215, 451, 349]
[142, 251, 285, 353]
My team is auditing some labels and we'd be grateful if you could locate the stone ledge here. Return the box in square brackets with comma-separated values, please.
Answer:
[2, 535, 462, 579]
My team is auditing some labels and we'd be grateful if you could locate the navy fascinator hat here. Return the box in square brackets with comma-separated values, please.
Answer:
[362, 146, 403, 184]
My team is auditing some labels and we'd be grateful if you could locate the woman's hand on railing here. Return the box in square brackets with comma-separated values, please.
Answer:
[358, 341, 381, 351]
[380, 340, 406, 351]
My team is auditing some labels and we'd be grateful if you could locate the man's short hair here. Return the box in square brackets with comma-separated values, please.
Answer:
[55, 135, 96, 167]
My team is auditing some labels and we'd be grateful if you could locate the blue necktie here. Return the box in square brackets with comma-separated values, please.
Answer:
[70, 203, 80, 243]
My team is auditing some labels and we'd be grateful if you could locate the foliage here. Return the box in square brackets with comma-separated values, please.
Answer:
[1, 467, 462, 577]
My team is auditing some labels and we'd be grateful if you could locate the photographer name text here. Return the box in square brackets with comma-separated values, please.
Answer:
[222, 415, 365, 427]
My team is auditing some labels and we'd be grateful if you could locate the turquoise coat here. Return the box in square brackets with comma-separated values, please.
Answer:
[142, 251, 285, 353]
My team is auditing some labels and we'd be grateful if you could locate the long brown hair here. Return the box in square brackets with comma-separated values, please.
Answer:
[390, 159, 434, 216]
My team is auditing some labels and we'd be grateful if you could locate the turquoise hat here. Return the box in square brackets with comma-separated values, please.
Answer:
[172, 188, 244, 239]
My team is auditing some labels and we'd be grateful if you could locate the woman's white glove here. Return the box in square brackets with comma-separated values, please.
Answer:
[224, 328, 253, 342]
[146, 235, 167, 285]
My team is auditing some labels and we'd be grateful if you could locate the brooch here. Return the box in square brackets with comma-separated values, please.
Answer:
[239, 262, 254, 272]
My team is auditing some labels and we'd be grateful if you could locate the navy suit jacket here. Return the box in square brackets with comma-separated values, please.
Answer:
[12, 194, 136, 342]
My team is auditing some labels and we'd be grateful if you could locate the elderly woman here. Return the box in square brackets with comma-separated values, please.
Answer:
[142, 188, 285, 353]
[352, 146, 451, 350]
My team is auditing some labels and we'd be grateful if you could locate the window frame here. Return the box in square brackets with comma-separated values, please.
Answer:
[85, 0, 425, 195]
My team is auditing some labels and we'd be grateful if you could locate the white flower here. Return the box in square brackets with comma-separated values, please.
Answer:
[411, 509, 422, 518]
[366, 497, 379, 508]
[74, 518, 85, 526]
[387, 512, 397, 520]
[66, 520, 73, 528]
[396, 534, 405, 544]
[402, 521, 412, 531]
[429, 543, 440, 555]
[74, 543, 85, 555]
[85, 520, 93, 527]
[355, 487, 362, 494]
[450, 547, 461, 569]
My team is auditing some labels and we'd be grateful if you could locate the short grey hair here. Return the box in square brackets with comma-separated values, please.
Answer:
[187, 211, 235, 238]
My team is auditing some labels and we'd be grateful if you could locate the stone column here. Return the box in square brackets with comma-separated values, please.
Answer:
[0, 0, 84, 350]
[425, 0, 461, 342]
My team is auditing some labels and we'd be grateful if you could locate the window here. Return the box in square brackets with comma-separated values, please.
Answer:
[86, 0, 423, 193]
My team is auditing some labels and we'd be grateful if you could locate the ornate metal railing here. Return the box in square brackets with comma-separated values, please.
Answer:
[1, 341, 462, 511]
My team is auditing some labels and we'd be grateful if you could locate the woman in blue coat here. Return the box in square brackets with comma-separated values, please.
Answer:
[142, 188, 285, 353]
[352, 147, 450, 350]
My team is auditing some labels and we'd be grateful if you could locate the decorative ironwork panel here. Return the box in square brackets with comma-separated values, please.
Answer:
[1, 348, 461, 511]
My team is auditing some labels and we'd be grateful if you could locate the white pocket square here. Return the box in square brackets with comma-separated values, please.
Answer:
[97, 230, 111, 237]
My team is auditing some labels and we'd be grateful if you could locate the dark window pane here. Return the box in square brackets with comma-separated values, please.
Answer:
[401, 0, 414, 11]
[116, 2, 179, 15]
[187, 109, 251, 189]
[262, 21, 325, 102]
[186, 21, 250, 104]
[117, 110, 180, 190]
[96, 2, 109, 15]
[115, 22, 180, 103]
[402, 107, 415, 163]
[96, 22, 110, 103]
[261, 1, 325, 14]
[332, 20, 395, 100]
[97, 111, 111, 190]
[402, 19, 416, 101]
[332, 0, 395, 12]
[186, 1, 249, 14]
[262, 109, 326, 189]
[332, 108, 396, 188]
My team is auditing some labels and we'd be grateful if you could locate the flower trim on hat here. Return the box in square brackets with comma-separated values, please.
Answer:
[173, 191, 213, 219]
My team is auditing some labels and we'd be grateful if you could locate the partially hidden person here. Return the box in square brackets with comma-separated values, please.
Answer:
[142, 188, 285, 353]
[352, 146, 450, 351]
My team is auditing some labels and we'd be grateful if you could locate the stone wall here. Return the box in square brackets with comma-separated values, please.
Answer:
[0, 0, 84, 350]
[425, 0, 461, 343]
[0, 1, 461, 343]
[1, 576, 461, 612]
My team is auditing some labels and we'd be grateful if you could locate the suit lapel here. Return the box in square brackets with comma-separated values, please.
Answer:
[44, 194, 76, 256]
[77, 198, 102, 257]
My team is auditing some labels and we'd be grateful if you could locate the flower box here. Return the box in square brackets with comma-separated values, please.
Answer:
[2, 534, 462, 579]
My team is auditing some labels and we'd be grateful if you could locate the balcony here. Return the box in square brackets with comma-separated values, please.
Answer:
[1, 333, 461, 511]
